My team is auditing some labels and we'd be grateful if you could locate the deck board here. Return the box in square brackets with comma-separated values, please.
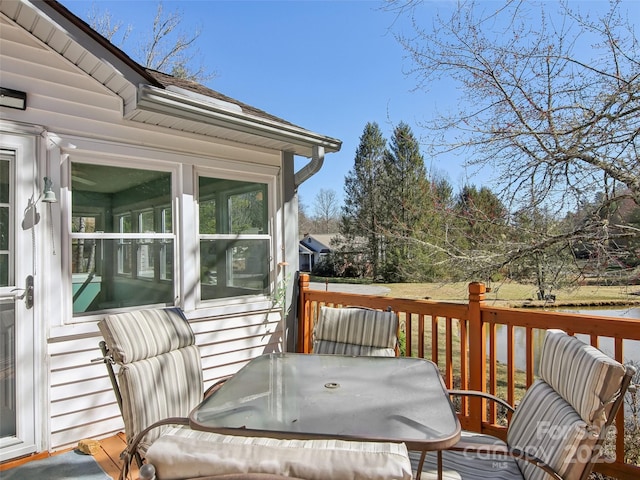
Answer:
[0, 432, 139, 479]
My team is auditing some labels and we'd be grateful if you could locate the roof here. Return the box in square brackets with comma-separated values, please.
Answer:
[1, 0, 341, 158]
[145, 69, 298, 128]
[300, 234, 333, 253]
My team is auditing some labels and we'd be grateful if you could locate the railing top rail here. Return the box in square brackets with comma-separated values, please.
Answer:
[304, 289, 469, 317]
[481, 306, 640, 340]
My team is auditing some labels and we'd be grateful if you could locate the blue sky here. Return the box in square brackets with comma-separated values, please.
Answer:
[64, 0, 465, 210]
[64, 0, 636, 212]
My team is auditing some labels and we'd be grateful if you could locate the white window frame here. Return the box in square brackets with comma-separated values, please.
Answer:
[61, 144, 180, 322]
[194, 166, 278, 308]
[59, 137, 282, 322]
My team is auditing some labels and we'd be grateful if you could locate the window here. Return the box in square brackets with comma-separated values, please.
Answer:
[199, 176, 270, 301]
[0, 153, 12, 286]
[71, 163, 174, 314]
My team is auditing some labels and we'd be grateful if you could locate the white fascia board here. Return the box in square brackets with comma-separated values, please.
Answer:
[133, 84, 342, 157]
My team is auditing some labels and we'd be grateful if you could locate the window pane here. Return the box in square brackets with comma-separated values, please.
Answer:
[139, 210, 154, 232]
[0, 254, 8, 287]
[0, 157, 10, 286]
[71, 163, 174, 314]
[137, 240, 155, 279]
[72, 238, 174, 314]
[200, 239, 269, 300]
[117, 214, 132, 233]
[0, 206, 8, 250]
[72, 215, 100, 234]
[72, 163, 171, 233]
[199, 197, 217, 234]
[162, 208, 172, 233]
[229, 188, 267, 234]
[0, 159, 9, 204]
[199, 177, 267, 234]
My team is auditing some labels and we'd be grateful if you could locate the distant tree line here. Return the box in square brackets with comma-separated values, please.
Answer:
[307, 120, 638, 299]
[305, 0, 639, 299]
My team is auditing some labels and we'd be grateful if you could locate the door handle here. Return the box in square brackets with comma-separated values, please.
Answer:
[11, 275, 34, 309]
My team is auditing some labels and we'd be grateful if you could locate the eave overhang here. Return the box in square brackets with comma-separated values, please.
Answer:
[132, 84, 342, 158]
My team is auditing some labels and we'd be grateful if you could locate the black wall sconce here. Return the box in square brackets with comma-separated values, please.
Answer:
[0, 87, 27, 110]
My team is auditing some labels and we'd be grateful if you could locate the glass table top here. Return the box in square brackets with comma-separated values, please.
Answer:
[190, 353, 461, 450]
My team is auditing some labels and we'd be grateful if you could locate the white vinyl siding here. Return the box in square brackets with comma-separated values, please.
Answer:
[2, 6, 296, 455]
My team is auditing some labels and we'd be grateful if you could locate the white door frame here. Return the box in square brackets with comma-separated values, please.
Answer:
[0, 129, 43, 461]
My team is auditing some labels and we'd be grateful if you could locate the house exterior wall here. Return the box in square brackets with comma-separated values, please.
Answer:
[1, 16, 292, 452]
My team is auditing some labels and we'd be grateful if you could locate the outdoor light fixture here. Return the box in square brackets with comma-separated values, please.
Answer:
[0, 87, 27, 110]
[42, 177, 57, 203]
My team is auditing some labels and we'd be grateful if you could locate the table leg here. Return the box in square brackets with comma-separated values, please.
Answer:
[438, 450, 443, 480]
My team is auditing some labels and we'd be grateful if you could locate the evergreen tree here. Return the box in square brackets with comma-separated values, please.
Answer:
[339, 122, 387, 279]
[380, 122, 430, 281]
[453, 185, 508, 259]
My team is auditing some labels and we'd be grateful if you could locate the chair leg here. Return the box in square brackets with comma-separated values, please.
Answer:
[415, 450, 426, 480]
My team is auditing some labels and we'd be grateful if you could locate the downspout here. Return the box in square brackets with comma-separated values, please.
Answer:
[293, 145, 324, 188]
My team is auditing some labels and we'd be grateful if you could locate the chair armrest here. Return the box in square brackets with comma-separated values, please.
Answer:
[449, 441, 563, 480]
[119, 417, 189, 480]
[204, 375, 233, 399]
[447, 389, 515, 413]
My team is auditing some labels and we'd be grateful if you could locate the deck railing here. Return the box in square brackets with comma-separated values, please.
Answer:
[296, 274, 640, 479]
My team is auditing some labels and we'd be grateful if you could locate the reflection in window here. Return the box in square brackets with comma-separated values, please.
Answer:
[71, 163, 173, 314]
[199, 177, 270, 300]
[0, 154, 12, 287]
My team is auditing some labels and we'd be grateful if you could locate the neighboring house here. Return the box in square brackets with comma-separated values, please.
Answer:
[0, 0, 340, 460]
[299, 234, 333, 272]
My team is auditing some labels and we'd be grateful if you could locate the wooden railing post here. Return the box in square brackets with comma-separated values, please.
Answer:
[297, 274, 311, 353]
[468, 282, 486, 433]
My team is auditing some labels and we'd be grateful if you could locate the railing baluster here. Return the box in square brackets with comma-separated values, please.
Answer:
[507, 324, 515, 422]
[445, 317, 453, 388]
[418, 314, 425, 359]
[614, 337, 624, 465]
[488, 320, 497, 423]
[432, 316, 439, 366]
[526, 327, 534, 387]
[459, 318, 468, 415]
[405, 311, 412, 358]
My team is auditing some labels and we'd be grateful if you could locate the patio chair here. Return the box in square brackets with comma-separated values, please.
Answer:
[312, 305, 399, 356]
[98, 307, 413, 480]
[410, 329, 636, 480]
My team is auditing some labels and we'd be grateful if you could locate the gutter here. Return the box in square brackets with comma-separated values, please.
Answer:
[134, 85, 341, 156]
[294, 145, 324, 187]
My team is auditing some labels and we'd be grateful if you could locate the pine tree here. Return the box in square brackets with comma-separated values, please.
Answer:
[339, 122, 387, 279]
[380, 122, 430, 281]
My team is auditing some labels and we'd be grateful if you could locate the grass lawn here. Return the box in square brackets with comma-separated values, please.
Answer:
[384, 280, 640, 307]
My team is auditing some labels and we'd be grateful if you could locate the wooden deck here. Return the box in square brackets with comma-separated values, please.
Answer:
[0, 432, 138, 479]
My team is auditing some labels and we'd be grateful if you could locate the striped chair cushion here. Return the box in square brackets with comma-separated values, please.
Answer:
[409, 431, 524, 480]
[313, 306, 398, 356]
[118, 346, 204, 453]
[538, 329, 626, 430]
[147, 425, 413, 480]
[98, 308, 194, 363]
[507, 380, 598, 480]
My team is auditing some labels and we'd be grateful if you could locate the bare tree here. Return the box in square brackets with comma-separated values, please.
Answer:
[387, 0, 640, 285]
[298, 195, 314, 236]
[87, 1, 214, 82]
[313, 189, 340, 234]
[86, 3, 131, 44]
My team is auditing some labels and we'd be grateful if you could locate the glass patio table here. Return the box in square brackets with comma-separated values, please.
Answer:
[190, 353, 461, 466]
